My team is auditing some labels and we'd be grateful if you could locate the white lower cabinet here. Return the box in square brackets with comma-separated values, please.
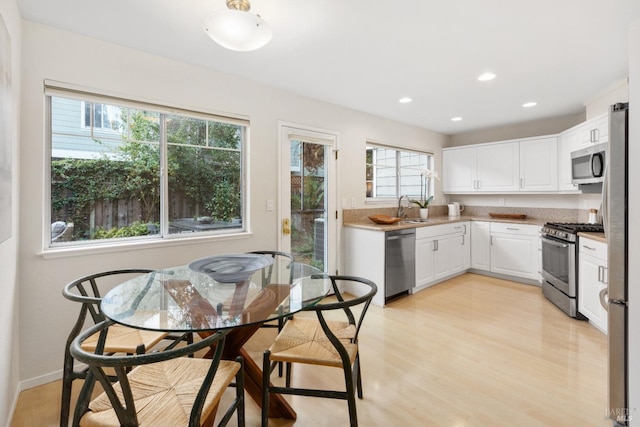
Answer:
[490, 223, 540, 281]
[578, 237, 608, 334]
[471, 221, 540, 281]
[471, 221, 491, 270]
[415, 222, 469, 290]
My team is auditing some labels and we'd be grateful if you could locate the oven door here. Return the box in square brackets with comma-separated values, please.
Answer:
[540, 235, 575, 296]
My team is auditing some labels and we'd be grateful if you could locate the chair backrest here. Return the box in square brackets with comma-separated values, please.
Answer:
[62, 270, 155, 360]
[248, 250, 295, 285]
[70, 320, 230, 427]
[63, 269, 155, 325]
[310, 275, 378, 350]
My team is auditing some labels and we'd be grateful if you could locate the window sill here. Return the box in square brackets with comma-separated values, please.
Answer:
[39, 231, 253, 260]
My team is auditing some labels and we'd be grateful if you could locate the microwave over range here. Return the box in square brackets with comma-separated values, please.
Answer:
[571, 143, 606, 185]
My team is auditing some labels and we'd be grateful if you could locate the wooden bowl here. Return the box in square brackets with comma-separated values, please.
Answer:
[368, 214, 403, 224]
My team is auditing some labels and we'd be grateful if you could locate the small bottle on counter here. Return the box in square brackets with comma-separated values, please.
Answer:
[588, 208, 598, 224]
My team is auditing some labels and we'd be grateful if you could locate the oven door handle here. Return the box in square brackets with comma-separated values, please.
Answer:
[540, 236, 569, 248]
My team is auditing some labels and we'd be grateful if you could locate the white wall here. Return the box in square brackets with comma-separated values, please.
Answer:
[0, 0, 20, 424]
[627, 19, 640, 427]
[585, 79, 629, 119]
[18, 21, 449, 386]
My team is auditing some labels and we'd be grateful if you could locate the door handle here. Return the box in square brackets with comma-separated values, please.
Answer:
[282, 218, 291, 235]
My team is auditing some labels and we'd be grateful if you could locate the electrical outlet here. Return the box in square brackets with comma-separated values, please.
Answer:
[498, 198, 505, 206]
[266, 199, 274, 211]
[351, 198, 357, 208]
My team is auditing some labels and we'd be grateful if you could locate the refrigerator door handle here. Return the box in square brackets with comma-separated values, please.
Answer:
[599, 288, 608, 311]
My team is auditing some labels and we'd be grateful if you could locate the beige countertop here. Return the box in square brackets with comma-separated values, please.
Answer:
[578, 231, 607, 244]
[343, 215, 546, 232]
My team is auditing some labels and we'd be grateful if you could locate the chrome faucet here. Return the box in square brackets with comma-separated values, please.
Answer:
[397, 195, 410, 218]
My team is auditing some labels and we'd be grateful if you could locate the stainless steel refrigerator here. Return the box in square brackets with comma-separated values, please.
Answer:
[603, 102, 630, 426]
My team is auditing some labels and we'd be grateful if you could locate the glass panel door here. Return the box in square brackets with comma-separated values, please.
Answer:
[290, 140, 326, 270]
[279, 125, 336, 274]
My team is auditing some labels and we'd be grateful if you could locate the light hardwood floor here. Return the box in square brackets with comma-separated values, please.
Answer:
[12, 273, 609, 427]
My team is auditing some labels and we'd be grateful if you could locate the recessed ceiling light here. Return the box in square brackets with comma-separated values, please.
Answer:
[399, 97, 412, 103]
[451, 117, 462, 122]
[522, 102, 538, 108]
[477, 72, 496, 82]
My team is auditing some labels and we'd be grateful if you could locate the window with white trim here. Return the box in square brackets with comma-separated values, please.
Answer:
[48, 87, 247, 247]
[365, 144, 434, 200]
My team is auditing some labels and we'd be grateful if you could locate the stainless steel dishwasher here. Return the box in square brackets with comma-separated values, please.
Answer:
[385, 228, 416, 301]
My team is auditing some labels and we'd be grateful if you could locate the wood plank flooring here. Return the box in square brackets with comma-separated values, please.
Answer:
[11, 273, 609, 427]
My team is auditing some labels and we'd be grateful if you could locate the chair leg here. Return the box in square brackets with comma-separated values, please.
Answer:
[285, 362, 292, 388]
[60, 353, 74, 427]
[355, 353, 363, 399]
[343, 363, 358, 427]
[236, 356, 246, 427]
[261, 351, 271, 427]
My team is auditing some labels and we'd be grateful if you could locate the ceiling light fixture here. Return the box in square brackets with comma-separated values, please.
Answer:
[451, 117, 462, 122]
[477, 72, 496, 82]
[203, 0, 273, 52]
[399, 97, 412, 103]
[522, 101, 538, 108]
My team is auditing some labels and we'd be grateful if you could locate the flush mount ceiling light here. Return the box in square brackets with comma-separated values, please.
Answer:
[451, 117, 462, 122]
[399, 97, 413, 103]
[522, 101, 538, 108]
[203, 0, 273, 52]
[477, 72, 496, 82]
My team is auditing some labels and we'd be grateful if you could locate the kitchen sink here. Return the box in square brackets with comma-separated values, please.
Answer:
[401, 219, 432, 224]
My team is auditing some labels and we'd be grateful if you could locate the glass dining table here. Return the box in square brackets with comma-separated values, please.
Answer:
[100, 254, 332, 420]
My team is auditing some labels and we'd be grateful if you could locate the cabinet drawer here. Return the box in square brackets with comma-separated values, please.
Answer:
[416, 222, 468, 240]
[490, 222, 539, 236]
[579, 237, 607, 260]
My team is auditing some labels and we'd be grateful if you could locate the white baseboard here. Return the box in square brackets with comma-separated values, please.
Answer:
[19, 369, 63, 391]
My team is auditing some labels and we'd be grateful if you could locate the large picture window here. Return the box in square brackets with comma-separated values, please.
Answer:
[48, 88, 246, 247]
[365, 144, 433, 200]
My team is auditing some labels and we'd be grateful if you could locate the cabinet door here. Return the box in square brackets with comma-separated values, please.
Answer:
[557, 129, 580, 191]
[416, 238, 436, 286]
[433, 236, 452, 280]
[477, 142, 520, 192]
[578, 114, 608, 146]
[471, 221, 491, 270]
[519, 137, 558, 191]
[442, 147, 477, 193]
[578, 252, 608, 333]
[450, 233, 469, 273]
[490, 233, 538, 280]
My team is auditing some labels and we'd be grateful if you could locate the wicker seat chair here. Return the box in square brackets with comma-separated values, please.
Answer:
[248, 250, 295, 376]
[261, 275, 377, 427]
[70, 320, 244, 427]
[61, 269, 192, 427]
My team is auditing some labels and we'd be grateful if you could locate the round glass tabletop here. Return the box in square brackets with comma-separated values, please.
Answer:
[100, 258, 331, 332]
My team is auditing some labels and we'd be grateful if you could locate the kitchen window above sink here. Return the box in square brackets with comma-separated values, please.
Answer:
[365, 143, 434, 201]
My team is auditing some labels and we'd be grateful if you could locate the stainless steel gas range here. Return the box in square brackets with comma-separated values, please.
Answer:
[540, 222, 605, 318]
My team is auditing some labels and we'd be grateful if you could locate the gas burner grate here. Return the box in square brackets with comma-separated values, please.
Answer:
[544, 222, 604, 234]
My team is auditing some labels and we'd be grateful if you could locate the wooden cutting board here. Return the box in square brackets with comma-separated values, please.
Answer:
[488, 213, 527, 219]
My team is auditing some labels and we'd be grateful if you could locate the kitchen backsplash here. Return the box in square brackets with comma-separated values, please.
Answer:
[343, 205, 593, 223]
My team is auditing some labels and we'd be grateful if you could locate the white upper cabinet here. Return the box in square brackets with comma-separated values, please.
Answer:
[443, 137, 557, 193]
[557, 128, 580, 191]
[519, 137, 558, 191]
[477, 142, 520, 192]
[442, 147, 477, 192]
[578, 113, 609, 146]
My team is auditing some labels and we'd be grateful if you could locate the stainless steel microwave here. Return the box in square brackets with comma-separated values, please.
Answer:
[571, 143, 606, 184]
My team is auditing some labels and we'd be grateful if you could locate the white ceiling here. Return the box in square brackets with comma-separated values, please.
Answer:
[16, 0, 640, 135]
